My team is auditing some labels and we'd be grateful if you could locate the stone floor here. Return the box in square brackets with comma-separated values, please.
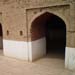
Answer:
[0, 50, 75, 75]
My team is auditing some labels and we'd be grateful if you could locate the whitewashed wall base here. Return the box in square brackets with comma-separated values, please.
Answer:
[28, 37, 46, 61]
[65, 47, 75, 70]
[3, 40, 28, 60]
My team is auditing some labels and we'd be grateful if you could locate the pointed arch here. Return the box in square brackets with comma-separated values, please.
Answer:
[30, 11, 67, 27]
[31, 12, 66, 41]
[29, 11, 66, 61]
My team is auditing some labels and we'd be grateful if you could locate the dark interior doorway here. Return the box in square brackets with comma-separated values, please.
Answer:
[46, 15, 66, 53]
[0, 23, 3, 51]
[31, 12, 66, 59]
[46, 14, 66, 59]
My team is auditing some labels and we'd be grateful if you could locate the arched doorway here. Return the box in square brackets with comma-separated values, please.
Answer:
[31, 12, 66, 60]
[0, 23, 3, 54]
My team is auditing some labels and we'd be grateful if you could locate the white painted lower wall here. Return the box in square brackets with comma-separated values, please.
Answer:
[28, 37, 46, 61]
[3, 38, 46, 61]
[65, 47, 75, 70]
[3, 39, 28, 60]
[3, 39, 75, 70]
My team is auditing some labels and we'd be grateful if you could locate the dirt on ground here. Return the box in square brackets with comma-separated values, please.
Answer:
[0, 50, 75, 75]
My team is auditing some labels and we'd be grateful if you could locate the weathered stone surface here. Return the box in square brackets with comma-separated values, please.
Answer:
[0, 0, 75, 45]
[0, 0, 75, 71]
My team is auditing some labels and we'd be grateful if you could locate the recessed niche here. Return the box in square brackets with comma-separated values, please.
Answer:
[34, 11, 37, 14]
[20, 31, 23, 36]
[0, 12, 2, 15]
[40, 9, 42, 12]
[7, 30, 9, 36]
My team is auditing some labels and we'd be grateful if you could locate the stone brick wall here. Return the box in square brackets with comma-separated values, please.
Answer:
[0, 0, 75, 47]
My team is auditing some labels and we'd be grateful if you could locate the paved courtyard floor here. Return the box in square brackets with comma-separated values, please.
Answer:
[0, 50, 75, 75]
